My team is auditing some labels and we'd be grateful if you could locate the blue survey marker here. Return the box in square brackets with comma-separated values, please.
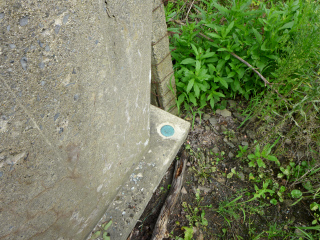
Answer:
[160, 125, 175, 137]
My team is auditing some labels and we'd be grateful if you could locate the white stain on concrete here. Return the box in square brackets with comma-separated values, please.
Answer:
[0, 119, 8, 133]
[97, 184, 103, 192]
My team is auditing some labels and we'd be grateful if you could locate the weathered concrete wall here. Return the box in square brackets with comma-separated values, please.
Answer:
[0, 0, 152, 239]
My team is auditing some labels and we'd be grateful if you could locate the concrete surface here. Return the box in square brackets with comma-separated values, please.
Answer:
[87, 105, 190, 240]
[0, 1, 153, 239]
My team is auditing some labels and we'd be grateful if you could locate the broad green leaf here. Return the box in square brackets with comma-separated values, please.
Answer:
[189, 93, 197, 106]
[182, 226, 193, 240]
[181, 58, 196, 65]
[261, 41, 268, 51]
[234, 79, 240, 91]
[194, 83, 200, 98]
[212, 91, 225, 98]
[257, 158, 266, 168]
[205, 23, 217, 29]
[270, 199, 277, 205]
[252, 28, 263, 44]
[236, 68, 245, 78]
[195, 60, 201, 72]
[227, 72, 236, 78]
[210, 98, 215, 109]
[266, 155, 278, 162]
[225, 21, 234, 37]
[291, 190, 302, 198]
[216, 59, 226, 72]
[186, 79, 195, 93]
[310, 202, 319, 211]
[206, 57, 219, 63]
[208, 64, 216, 75]
[208, 32, 221, 39]
[217, 48, 228, 51]
[248, 154, 255, 160]
[219, 77, 228, 89]
[177, 94, 185, 106]
[202, 52, 216, 59]
[212, 1, 229, 13]
[191, 43, 198, 56]
[279, 21, 295, 30]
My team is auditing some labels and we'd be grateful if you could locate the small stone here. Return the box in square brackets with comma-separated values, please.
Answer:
[285, 139, 292, 144]
[181, 187, 187, 194]
[233, 112, 246, 121]
[197, 186, 212, 193]
[221, 125, 227, 132]
[63, 14, 70, 24]
[20, 57, 27, 70]
[212, 147, 219, 154]
[203, 114, 210, 121]
[227, 142, 235, 148]
[39, 62, 45, 69]
[19, 16, 29, 26]
[237, 171, 245, 181]
[9, 44, 15, 49]
[241, 141, 249, 146]
[55, 25, 61, 34]
[0, 12, 4, 20]
[205, 126, 210, 132]
[228, 152, 234, 158]
[209, 117, 218, 126]
[216, 109, 231, 117]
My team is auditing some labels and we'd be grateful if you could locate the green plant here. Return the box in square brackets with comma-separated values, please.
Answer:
[247, 140, 280, 168]
[236, 145, 248, 158]
[89, 220, 112, 240]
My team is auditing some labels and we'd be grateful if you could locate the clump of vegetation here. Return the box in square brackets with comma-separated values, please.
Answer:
[165, 0, 320, 239]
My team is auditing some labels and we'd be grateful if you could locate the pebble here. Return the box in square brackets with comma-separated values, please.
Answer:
[209, 117, 218, 125]
[19, 16, 29, 26]
[205, 126, 210, 132]
[241, 141, 249, 146]
[216, 109, 231, 117]
[227, 142, 235, 148]
[285, 139, 292, 144]
[212, 147, 219, 154]
[221, 125, 227, 132]
[20, 57, 27, 70]
[197, 186, 212, 193]
[228, 152, 234, 158]
[181, 187, 187, 194]
[203, 114, 210, 121]
[233, 112, 246, 121]
[237, 171, 245, 181]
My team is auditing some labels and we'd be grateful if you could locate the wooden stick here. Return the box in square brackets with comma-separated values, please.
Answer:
[151, 150, 188, 240]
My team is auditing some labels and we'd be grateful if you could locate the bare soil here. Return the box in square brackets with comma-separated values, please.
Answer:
[128, 100, 315, 240]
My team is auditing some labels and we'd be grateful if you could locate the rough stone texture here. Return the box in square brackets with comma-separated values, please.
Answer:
[0, 1, 152, 239]
[151, 0, 178, 115]
[87, 106, 190, 240]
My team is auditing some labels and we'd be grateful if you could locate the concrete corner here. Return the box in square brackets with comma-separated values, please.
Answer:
[87, 105, 190, 240]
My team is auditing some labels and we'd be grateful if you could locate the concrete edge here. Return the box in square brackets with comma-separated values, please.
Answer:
[86, 105, 190, 240]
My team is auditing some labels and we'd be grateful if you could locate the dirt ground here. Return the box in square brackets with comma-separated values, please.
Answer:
[128, 100, 315, 240]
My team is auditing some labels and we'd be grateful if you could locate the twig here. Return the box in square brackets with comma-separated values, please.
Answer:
[185, 0, 195, 21]
[151, 150, 187, 240]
